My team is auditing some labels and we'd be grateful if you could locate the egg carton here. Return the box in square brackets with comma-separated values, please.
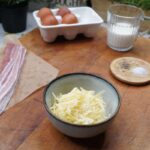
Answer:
[33, 7, 103, 42]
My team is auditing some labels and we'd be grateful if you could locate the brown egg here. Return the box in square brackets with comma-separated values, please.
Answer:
[38, 7, 53, 19]
[62, 13, 78, 24]
[56, 7, 71, 17]
[41, 15, 58, 26]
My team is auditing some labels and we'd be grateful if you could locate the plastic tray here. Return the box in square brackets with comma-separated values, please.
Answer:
[33, 7, 103, 42]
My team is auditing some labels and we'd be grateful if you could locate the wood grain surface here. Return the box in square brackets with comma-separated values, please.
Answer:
[0, 28, 150, 150]
[110, 57, 150, 85]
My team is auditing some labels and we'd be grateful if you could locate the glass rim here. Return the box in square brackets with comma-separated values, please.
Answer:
[108, 4, 144, 19]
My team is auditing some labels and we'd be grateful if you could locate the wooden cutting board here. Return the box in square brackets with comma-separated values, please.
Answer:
[0, 28, 150, 150]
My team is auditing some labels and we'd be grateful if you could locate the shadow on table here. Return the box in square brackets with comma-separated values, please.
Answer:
[69, 132, 106, 149]
[49, 34, 94, 44]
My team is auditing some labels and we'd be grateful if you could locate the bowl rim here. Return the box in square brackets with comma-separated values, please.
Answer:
[43, 72, 121, 127]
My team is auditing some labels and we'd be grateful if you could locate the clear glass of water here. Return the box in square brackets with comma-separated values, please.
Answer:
[107, 4, 144, 51]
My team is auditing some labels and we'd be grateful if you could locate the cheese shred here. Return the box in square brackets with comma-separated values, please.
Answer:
[50, 87, 107, 125]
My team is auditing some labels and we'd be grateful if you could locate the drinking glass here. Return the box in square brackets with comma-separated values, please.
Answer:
[107, 4, 144, 51]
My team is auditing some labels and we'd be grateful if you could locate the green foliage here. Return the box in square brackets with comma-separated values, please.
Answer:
[113, 0, 150, 10]
[0, 0, 28, 6]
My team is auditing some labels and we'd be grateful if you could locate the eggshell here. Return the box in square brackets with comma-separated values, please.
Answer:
[62, 13, 78, 24]
[38, 7, 53, 19]
[33, 7, 104, 42]
[41, 15, 58, 26]
[57, 7, 71, 17]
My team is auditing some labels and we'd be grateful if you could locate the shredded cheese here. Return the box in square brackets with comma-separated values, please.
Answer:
[50, 87, 107, 125]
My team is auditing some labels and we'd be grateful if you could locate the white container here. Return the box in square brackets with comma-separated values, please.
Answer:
[33, 7, 103, 42]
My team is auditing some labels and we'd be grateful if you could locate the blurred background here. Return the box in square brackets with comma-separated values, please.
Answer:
[0, 0, 149, 42]
[92, 0, 150, 35]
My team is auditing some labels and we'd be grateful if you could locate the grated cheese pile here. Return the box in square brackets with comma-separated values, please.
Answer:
[50, 87, 107, 125]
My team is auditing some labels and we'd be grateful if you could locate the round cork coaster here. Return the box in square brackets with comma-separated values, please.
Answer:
[110, 57, 150, 85]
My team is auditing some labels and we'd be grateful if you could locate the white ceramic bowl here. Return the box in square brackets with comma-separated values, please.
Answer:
[44, 73, 120, 138]
[33, 7, 103, 42]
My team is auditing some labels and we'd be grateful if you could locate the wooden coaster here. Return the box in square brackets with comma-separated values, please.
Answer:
[110, 57, 150, 85]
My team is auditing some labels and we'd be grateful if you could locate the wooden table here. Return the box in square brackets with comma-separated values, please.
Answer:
[0, 28, 150, 150]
